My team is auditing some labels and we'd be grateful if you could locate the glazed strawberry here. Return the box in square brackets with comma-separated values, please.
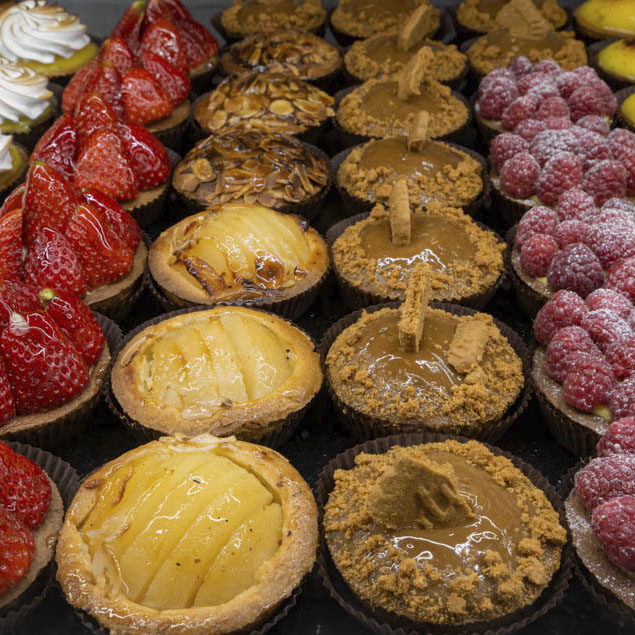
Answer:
[74, 130, 138, 202]
[597, 418, 635, 457]
[64, 203, 134, 288]
[30, 114, 77, 181]
[112, 0, 146, 52]
[176, 19, 214, 68]
[22, 227, 87, 297]
[99, 37, 135, 75]
[576, 456, 635, 511]
[0, 441, 51, 529]
[81, 188, 141, 251]
[74, 93, 119, 152]
[83, 61, 123, 118]
[22, 162, 78, 246]
[563, 353, 616, 412]
[0, 359, 15, 426]
[515, 206, 558, 249]
[533, 289, 588, 345]
[546, 325, 601, 383]
[0, 509, 34, 594]
[39, 288, 104, 366]
[609, 377, 635, 420]
[156, 0, 189, 20]
[62, 58, 99, 114]
[0, 184, 25, 217]
[0, 281, 41, 327]
[0, 312, 88, 414]
[592, 495, 635, 571]
[139, 17, 188, 74]
[0, 208, 22, 281]
[117, 122, 170, 189]
[121, 67, 172, 125]
[139, 49, 190, 106]
[143, 0, 171, 24]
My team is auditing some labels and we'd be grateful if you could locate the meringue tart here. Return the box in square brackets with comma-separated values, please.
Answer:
[111, 307, 322, 440]
[149, 203, 329, 309]
[56, 434, 318, 634]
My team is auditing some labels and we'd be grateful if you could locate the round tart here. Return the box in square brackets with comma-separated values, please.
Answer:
[618, 88, 635, 132]
[149, 203, 329, 315]
[220, 0, 326, 40]
[171, 131, 329, 218]
[55, 434, 318, 634]
[111, 306, 322, 441]
[0, 138, 27, 204]
[574, 0, 635, 41]
[322, 438, 567, 627]
[593, 40, 635, 89]
[193, 72, 334, 141]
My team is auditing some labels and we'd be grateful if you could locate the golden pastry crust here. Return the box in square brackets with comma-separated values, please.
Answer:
[56, 434, 318, 634]
[457, 0, 566, 34]
[111, 307, 322, 438]
[145, 99, 190, 134]
[149, 204, 329, 307]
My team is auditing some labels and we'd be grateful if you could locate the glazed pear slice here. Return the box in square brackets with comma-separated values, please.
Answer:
[140, 469, 273, 610]
[193, 501, 283, 607]
[186, 233, 229, 277]
[117, 454, 245, 602]
[145, 335, 186, 408]
[246, 210, 309, 265]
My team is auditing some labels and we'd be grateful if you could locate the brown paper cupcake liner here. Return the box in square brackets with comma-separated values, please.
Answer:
[558, 465, 635, 629]
[0, 143, 28, 206]
[330, 141, 490, 218]
[151, 116, 190, 155]
[491, 179, 536, 228]
[315, 431, 573, 635]
[326, 212, 506, 311]
[11, 84, 60, 153]
[188, 58, 219, 96]
[318, 301, 532, 443]
[105, 304, 319, 449]
[615, 86, 635, 134]
[587, 39, 632, 92]
[0, 314, 122, 451]
[469, 91, 501, 150]
[0, 442, 79, 635]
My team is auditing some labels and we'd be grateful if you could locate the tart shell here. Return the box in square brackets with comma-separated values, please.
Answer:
[587, 38, 633, 92]
[615, 86, 635, 134]
[146, 100, 191, 154]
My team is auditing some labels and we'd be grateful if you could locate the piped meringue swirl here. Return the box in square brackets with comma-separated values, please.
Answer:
[0, 57, 52, 122]
[0, 0, 90, 64]
[0, 134, 14, 171]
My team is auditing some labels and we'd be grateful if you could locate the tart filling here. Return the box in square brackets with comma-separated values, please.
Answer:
[597, 40, 635, 83]
[621, 93, 635, 127]
[324, 440, 566, 624]
[111, 307, 322, 437]
[575, 0, 635, 39]
[149, 203, 329, 306]
[56, 435, 318, 634]
[457, 0, 566, 34]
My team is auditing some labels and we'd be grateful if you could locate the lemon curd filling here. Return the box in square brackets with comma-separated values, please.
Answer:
[576, 0, 635, 37]
[620, 92, 635, 126]
[597, 39, 635, 81]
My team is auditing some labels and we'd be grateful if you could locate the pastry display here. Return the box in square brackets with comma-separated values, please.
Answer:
[194, 72, 334, 138]
[0, 135, 26, 201]
[149, 203, 329, 312]
[172, 131, 329, 217]
[324, 439, 566, 625]
[56, 434, 318, 634]
[220, 0, 326, 40]
[111, 306, 322, 441]
[0, 1, 98, 81]
[575, 0, 635, 41]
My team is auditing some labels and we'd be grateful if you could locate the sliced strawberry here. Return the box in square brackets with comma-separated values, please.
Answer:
[139, 17, 188, 74]
[0, 508, 34, 594]
[0, 209, 22, 281]
[121, 67, 172, 125]
[143, 0, 171, 27]
[0, 312, 88, 414]
[83, 61, 123, 118]
[22, 162, 78, 246]
[175, 16, 218, 65]
[0, 441, 51, 529]
[99, 37, 135, 75]
[0, 360, 15, 426]
[74, 130, 138, 201]
[23, 227, 87, 296]
[62, 59, 99, 114]
[139, 49, 190, 105]
[39, 288, 104, 366]
[30, 114, 77, 181]
[112, 0, 147, 52]
[117, 122, 170, 189]
[64, 203, 134, 288]
[0, 282, 41, 328]
[81, 187, 141, 251]
[0, 185, 25, 219]
[74, 92, 119, 152]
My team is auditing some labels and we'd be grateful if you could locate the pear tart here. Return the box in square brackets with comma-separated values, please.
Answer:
[149, 203, 329, 313]
[111, 307, 322, 441]
[56, 435, 318, 634]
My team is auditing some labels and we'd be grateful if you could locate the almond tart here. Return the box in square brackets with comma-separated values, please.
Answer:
[149, 203, 329, 317]
[55, 434, 318, 635]
[111, 306, 322, 443]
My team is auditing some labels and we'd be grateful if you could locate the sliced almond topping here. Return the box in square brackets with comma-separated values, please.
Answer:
[269, 98, 293, 115]
[397, 46, 434, 101]
[398, 4, 434, 52]
[389, 179, 411, 246]
[447, 321, 490, 374]
[398, 261, 431, 353]
[407, 111, 430, 152]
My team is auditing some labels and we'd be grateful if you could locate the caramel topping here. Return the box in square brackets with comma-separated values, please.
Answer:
[447, 321, 490, 373]
[389, 180, 411, 247]
[495, 0, 552, 38]
[458, 0, 566, 33]
[222, 0, 325, 36]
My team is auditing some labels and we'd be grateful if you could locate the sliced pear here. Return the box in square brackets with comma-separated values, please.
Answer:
[145, 335, 185, 407]
[187, 235, 231, 281]
[247, 210, 309, 264]
[211, 216, 252, 277]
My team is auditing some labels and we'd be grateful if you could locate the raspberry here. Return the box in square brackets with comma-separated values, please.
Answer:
[572, 66, 600, 82]
[533, 289, 588, 345]
[513, 118, 548, 141]
[544, 116, 573, 130]
[499, 151, 540, 199]
[576, 115, 610, 136]
[479, 78, 519, 120]
[479, 68, 517, 98]
[583, 160, 628, 206]
[605, 336, 635, 379]
[606, 256, 635, 303]
[520, 233, 558, 277]
[515, 206, 558, 249]
[609, 377, 635, 419]
[517, 72, 554, 95]
[597, 418, 635, 457]
[602, 198, 635, 214]
[529, 129, 578, 167]
[535, 59, 562, 75]
[501, 95, 539, 130]
[608, 128, 635, 156]
[575, 456, 635, 511]
[629, 310, 635, 331]
[507, 55, 533, 78]
[563, 353, 616, 412]
[556, 188, 597, 222]
[576, 130, 612, 170]
[586, 222, 635, 269]
[580, 308, 632, 352]
[553, 220, 588, 248]
[546, 325, 601, 383]
[555, 71, 584, 99]
[490, 133, 528, 173]
[592, 495, 635, 571]
[527, 82, 560, 102]
[621, 153, 635, 196]
[597, 208, 635, 230]
[535, 152, 583, 206]
[537, 96, 569, 120]
[585, 289, 634, 319]
[568, 85, 612, 122]
[547, 243, 604, 298]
